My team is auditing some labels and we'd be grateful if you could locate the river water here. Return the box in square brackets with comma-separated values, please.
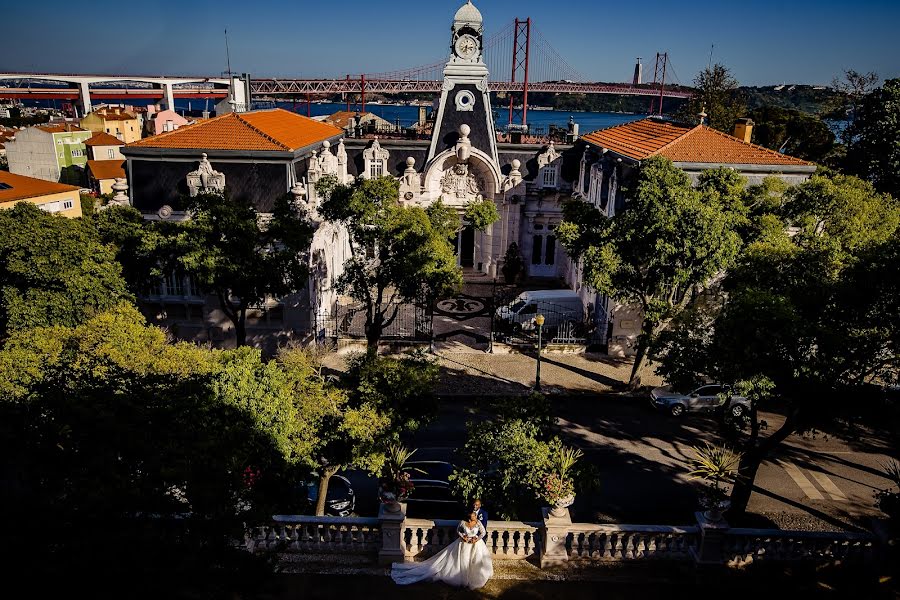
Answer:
[21, 97, 645, 136]
[256, 101, 642, 136]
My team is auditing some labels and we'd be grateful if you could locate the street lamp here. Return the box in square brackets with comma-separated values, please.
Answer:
[534, 313, 545, 391]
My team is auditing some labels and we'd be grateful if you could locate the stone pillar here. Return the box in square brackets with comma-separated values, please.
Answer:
[692, 511, 729, 565]
[78, 80, 92, 115]
[162, 82, 175, 111]
[378, 502, 406, 566]
[539, 506, 571, 568]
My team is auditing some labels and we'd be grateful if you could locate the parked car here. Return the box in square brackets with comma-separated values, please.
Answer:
[304, 473, 356, 517]
[650, 384, 749, 418]
[495, 290, 585, 331]
[401, 460, 464, 519]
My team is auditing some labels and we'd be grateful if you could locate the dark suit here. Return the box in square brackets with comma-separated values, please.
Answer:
[475, 508, 489, 544]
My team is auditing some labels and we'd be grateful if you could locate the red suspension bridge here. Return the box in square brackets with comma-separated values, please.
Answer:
[0, 18, 691, 125]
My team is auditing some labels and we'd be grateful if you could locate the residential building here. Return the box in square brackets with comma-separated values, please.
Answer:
[86, 159, 126, 195]
[145, 106, 190, 136]
[5, 123, 92, 184]
[0, 170, 82, 217]
[325, 111, 396, 136]
[84, 131, 124, 160]
[121, 108, 345, 349]
[572, 117, 816, 356]
[81, 107, 142, 143]
[0, 126, 17, 158]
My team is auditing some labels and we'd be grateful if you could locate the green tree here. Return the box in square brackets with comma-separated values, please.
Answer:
[830, 69, 880, 146]
[450, 418, 559, 521]
[0, 202, 130, 338]
[655, 173, 900, 517]
[276, 349, 439, 516]
[0, 303, 301, 595]
[317, 176, 461, 355]
[748, 105, 837, 163]
[677, 63, 747, 130]
[558, 157, 743, 388]
[464, 198, 501, 230]
[171, 189, 313, 347]
[845, 78, 900, 199]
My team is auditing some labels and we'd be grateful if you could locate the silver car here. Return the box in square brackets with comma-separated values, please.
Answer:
[650, 384, 749, 418]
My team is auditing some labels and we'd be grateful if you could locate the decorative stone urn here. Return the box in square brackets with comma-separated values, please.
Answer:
[549, 493, 575, 518]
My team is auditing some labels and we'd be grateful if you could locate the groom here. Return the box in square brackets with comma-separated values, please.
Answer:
[473, 498, 489, 544]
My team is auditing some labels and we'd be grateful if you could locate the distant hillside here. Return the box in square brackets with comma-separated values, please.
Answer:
[739, 85, 843, 116]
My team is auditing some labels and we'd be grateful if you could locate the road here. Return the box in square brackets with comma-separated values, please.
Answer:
[346, 394, 896, 531]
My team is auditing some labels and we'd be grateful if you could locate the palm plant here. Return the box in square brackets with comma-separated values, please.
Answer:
[876, 459, 900, 525]
[380, 444, 425, 502]
[689, 443, 742, 510]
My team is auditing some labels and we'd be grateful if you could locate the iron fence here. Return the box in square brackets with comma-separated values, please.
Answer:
[490, 286, 592, 346]
[314, 301, 433, 344]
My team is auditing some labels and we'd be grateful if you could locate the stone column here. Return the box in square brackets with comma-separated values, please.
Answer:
[162, 82, 175, 111]
[539, 506, 571, 568]
[692, 511, 729, 565]
[78, 80, 92, 115]
[378, 502, 407, 566]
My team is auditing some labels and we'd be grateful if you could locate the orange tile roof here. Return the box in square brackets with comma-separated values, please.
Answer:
[582, 118, 813, 167]
[37, 123, 86, 134]
[0, 170, 80, 203]
[86, 159, 126, 180]
[325, 110, 380, 129]
[84, 131, 123, 146]
[127, 108, 342, 152]
[93, 108, 138, 121]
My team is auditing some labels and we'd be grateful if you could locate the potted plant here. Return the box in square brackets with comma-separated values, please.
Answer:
[501, 243, 524, 284]
[379, 444, 422, 513]
[541, 445, 583, 517]
[689, 443, 742, 522]
[876, 459, 900, 534]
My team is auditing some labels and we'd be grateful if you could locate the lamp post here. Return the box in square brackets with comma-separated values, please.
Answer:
[534, 313, 545, 391]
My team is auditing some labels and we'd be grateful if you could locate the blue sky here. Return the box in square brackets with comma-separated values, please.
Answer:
[2, 0, 898, 86]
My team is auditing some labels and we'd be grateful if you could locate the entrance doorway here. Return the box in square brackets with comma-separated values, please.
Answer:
[456, 225, 475, 268]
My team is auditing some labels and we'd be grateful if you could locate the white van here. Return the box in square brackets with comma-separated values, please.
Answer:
[495, 290, 585, 330]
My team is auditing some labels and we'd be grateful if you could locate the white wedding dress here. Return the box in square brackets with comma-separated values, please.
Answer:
[391, 520, 494, 589]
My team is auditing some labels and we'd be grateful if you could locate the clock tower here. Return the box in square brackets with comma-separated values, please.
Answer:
[426, 0, 499, 170]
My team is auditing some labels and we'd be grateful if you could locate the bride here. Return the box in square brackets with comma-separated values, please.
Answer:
[391, 510, 493, 589]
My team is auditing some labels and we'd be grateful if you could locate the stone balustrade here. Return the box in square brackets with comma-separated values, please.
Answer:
[247, 515, 382, 554]
[566, 524, 699, 561]
[247, 509, 883, 570]
[723, 528, 877, 566]
[402, 518, 542, 560]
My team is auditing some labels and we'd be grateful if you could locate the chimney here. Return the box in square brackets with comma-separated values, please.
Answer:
[733, 118, 754, 143]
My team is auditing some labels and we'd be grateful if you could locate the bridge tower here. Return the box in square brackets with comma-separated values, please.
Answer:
[507, 18, 531, 129]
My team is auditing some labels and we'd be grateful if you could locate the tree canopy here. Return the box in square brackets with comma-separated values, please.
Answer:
[0, 303, 303, 594]
[317, 175, 461, 353]
[845, 78, 900, 199]
[677, 63, 747, 130]
[96, 191, 314, 347]
[654, 171, 900, 516]
[558, 157, 743, 387]
[0, 202, 130, 338]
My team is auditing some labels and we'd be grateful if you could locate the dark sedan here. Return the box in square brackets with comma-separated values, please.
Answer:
[305, 474, 356, 517]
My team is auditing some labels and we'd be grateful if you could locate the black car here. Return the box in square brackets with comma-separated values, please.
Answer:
[305, 473, 355, 517]
[403, 461, 464, 519]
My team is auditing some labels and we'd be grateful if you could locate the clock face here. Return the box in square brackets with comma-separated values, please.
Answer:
[455, 34, 479, 59]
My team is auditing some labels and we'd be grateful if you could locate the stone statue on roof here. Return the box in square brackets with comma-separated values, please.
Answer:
[186, 153, 225, 196]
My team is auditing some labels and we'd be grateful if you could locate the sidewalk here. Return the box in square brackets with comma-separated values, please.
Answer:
[322, 345, 663, 396]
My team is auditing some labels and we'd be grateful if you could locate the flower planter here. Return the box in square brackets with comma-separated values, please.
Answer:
[550, 493, 575, 518]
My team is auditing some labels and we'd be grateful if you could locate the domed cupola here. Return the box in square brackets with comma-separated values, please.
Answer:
[453, 0, 484, 33]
